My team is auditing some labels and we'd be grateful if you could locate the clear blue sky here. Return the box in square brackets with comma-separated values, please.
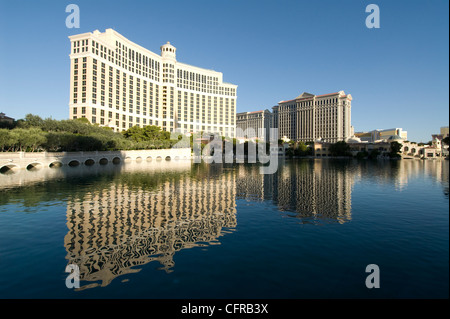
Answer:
[0, 0, 448, 142]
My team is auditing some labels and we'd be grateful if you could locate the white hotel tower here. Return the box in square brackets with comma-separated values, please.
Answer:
[68, 29, 237, 137]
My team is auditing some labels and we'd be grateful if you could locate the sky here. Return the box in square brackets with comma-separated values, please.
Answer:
[0, 0, 448, 142]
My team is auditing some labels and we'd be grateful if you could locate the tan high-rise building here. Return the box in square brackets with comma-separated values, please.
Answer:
[68, 29, 237, 137]
[273, 91, 353, 143]
[236, 109, 273, 141]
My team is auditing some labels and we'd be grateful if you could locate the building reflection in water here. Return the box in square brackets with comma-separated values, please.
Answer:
[64, 162, 237, 290]
[276, 160, 354, 224]
[2, 158, 443, 290]
[61, 159, 448, 290]
[236, 160, 354, 224]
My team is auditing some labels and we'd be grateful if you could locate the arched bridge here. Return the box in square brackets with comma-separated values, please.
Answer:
[0, 148, 192, 174]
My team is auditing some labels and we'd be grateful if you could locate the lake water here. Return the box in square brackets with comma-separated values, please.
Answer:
[0, 159, 448, 299]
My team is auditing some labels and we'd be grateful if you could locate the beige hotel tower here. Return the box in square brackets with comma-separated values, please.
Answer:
[69, 29, 237, 137]
[273, 91, 353, 143]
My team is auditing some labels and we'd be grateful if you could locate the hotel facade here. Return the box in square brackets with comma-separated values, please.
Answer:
[273, 91, 353, 143]
[68, 29, 237, 137]
[236, 109, 273, 141]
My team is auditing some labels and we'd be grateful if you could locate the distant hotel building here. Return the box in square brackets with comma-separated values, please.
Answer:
[438, 126, 449, 138]
[68, 29, 237, 137]
[273, 91, 353, 143]
[355, 128, 408, 143]
[236, 110, 273, 141]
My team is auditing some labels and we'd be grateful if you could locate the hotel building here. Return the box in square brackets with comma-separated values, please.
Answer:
[355, 128, 408, 143]
[273, 91, 353, 143]
[236, 109, 273, 141]
[68, 29, 237, 137]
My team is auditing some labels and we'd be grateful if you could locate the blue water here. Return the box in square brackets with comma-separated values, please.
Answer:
[0, 159, 448, 298]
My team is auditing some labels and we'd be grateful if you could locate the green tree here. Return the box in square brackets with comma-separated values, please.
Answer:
[443, 136, 450, 145]
[160, 130, 171, 140]
[0, 114, 183, 152]
[75, 117, 91, 124]
[297, 141, 308, 153]
[8, 128, 46, 152]
[123, 126, 145, 142]
[143, 125, 166, 140]
[0, 120, 16, 129]
[0, 129, 12, 151]
[16, 114, 45, 129]
[294, 141, 311, 157]
[43, 132, 69, 152]
[329, 141, 351, 156]
[389, 141, 402, 158]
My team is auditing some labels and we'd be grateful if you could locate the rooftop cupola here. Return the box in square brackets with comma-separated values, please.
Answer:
[160, 41, 176, 61]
